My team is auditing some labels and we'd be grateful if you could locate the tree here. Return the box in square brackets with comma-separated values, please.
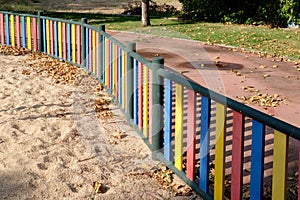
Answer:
[141, 0, 150, 26]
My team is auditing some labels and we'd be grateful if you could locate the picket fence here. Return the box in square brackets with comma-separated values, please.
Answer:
[0, 11, 300, 200]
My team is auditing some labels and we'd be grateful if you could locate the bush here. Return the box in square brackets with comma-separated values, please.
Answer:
[178, 0, 300, 27]
[178, 0, 226, 22]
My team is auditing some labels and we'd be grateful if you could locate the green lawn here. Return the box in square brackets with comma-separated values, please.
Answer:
[13, 9, 300, 59]
[50, 12, 298, 59]
[103, 17, 300, 59]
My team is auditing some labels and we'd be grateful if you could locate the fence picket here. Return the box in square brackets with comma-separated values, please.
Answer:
[0, 13, 4, 44]
[10, 15, 15, 46]
[121, 50, 126, 109]
[76, 25, 81, 64]
[16, 15, 20, 47]
[272, 130, 288, 199]
[43, 19, 47, 52]
[214, 103, 226, 200]
[133, 59, 138, 125]
[164, 79, 173, 162]
[21, 16, 25, 47]
[93, 30, 97, 74]
[32, 17, 37, 50]
[143, 67, 149, 137]
[186, 89, 196, 181]
[71, 24, 76, 62]
[54, 21, 58, 57]
[118, 47, 123, 104]
[62, 22, 67, 59]
[67, 23, 71, 61]
[200, 96, 211, 193]
[5, 14, 9, 45]
[138, 62, 143, 130]
[26, 17, 31, 50]
[250, 120, 265, 200]
[174, 84, 183, 171]
[231, 111, 245, 200]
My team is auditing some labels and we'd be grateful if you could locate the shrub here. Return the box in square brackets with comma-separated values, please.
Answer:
[178, 0, 300, 27]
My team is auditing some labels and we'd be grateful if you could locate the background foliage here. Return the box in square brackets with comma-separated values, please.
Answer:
[178, 0, 300, 27]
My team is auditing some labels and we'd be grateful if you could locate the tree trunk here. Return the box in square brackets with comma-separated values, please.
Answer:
[141, 0, 151, 26]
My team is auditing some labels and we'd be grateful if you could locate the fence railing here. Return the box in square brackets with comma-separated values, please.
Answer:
[0, 11, 300, 200]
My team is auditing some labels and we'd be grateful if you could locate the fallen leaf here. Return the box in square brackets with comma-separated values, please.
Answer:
[22, 69, 31, 75]
[260, 65, 267, 68]
[113, 131, 125, 139]
[92, 181, 107, 194]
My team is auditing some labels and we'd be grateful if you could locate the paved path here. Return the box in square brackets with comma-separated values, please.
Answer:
[110, 31, 300, 128]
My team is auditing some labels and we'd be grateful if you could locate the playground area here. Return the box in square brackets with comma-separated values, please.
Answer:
[0, 1, 299, 199]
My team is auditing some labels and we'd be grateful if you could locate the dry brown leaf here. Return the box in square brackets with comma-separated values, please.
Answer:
[92, 181, 107, 194]
[260, 65, 267, 68]
[236, 72, 242, 76]
[113, 131, 123, 140]
[22, 69, 31, 75]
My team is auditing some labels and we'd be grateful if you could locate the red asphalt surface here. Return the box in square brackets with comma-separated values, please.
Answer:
[109, 31, 300, 129]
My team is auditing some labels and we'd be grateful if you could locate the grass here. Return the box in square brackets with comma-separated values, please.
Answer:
[2, 4, 300, 59]
[102, 18, 300, 59]
[49, 12, 299, 59]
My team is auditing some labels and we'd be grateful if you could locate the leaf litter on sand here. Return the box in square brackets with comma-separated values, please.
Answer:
[1, 46, 112, 119]
[127, 164, 193, 197]
[23, 52, 79, 85]
[94, 84, 112, 118]
[0, 45, 31, 55]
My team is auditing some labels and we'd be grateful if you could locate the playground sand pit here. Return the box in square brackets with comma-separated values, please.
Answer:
[0, 47, 198, 199]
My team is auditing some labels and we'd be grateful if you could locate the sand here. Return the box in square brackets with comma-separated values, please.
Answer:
[0, 49, 198, 199]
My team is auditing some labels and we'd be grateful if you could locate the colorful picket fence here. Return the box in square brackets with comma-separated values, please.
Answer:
[0, 11, 300, 199]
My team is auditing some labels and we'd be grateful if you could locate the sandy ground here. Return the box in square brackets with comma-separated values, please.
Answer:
[0, 49, 199, 199]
